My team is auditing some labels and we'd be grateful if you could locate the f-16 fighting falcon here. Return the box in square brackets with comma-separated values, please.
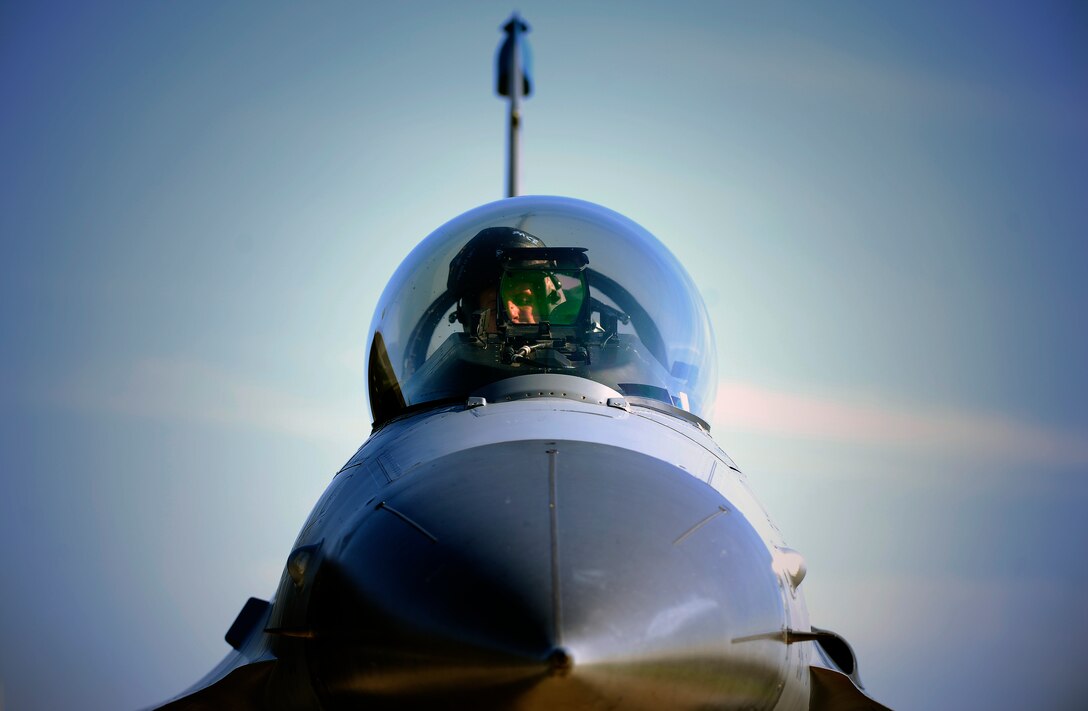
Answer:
[157, 14, 889, 711]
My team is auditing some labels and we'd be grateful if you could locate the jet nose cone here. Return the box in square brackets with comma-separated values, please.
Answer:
[307, 442, 560, 704]
[307, 440, 789, 710]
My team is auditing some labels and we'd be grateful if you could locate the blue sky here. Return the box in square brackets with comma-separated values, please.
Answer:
[2, 2, 1086, 709]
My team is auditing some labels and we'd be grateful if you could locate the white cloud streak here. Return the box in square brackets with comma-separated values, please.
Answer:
[58, 356, 369, 447]
[715, 379, 1088, 467]
[706, 34, 1084, 134]
[54, 357, 1086, 469]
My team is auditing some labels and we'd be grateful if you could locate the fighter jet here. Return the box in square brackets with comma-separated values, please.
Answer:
[156, 15, 888, 711]
[157, 195, 888, 711]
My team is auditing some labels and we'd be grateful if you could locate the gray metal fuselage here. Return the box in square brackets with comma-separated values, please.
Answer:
[164, 374, 891, 710]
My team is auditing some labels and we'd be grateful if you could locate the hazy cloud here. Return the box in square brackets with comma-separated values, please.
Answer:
[54, 357, 1087, 468]
[715, 379, 1088, 467]
[58, 356, 369, 447]
[696, 34, 1085, 133]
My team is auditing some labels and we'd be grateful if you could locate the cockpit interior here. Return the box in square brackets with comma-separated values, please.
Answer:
[367, 196, 717, 427]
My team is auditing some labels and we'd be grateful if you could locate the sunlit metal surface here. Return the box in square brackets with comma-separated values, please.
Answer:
[158, 196, 889, 710]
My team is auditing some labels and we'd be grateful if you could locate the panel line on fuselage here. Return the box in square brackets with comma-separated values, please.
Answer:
[376, 500, 439, 543]
[547, 447, 563, 646]
[672, 505, 731, 546]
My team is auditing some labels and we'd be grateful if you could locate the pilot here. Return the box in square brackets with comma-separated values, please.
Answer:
[447, 226, 546, 334]
[502, 270, 570, 325]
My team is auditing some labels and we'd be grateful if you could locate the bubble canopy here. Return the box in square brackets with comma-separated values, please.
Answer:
[366, 196, 717, 425]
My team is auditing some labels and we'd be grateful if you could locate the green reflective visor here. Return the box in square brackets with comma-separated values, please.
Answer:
[500, 269, 585, 326]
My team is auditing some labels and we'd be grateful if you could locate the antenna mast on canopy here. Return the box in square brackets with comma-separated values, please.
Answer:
[496, 13, 532, 198]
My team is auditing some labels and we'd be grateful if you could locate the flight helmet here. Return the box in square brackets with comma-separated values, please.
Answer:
[448, 226, 545, 328]
[447, 226, 546, 297]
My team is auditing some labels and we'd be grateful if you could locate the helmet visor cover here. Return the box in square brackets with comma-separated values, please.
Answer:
[500, 269, 586, 325]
